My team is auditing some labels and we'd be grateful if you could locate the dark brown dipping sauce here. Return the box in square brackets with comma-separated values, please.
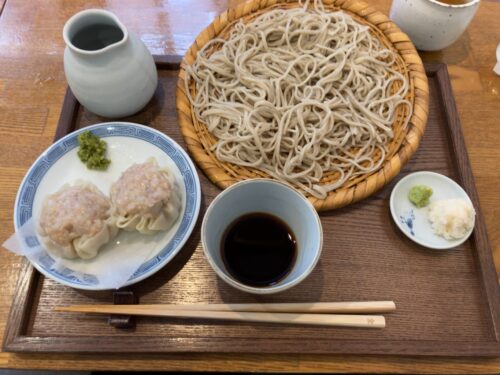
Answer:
[71, 24, 124, 51]
[436, 0, 472, 4]
[221, 212, 296, 287]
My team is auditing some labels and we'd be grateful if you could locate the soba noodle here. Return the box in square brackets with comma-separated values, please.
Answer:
[185, 1, 411, 199]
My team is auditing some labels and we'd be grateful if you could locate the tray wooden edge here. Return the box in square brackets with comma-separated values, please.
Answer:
[3, 259, 39, 352]
[428, 64, 500, 340]
[3, 59, 499, 356]
[4, 335, 500, 356]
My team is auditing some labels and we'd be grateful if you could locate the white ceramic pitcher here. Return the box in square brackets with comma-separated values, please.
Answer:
[63, 9, 157, 118]
[390, 0, 480, 51]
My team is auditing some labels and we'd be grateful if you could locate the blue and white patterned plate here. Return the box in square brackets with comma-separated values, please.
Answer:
[389, 171, 474, 250]
[14, 122, 201, 290]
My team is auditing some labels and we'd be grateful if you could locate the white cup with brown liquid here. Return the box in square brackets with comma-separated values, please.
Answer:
[390, 0, 480, 51]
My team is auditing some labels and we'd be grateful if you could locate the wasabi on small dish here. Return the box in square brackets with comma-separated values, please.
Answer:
[408, 185, 433, 208]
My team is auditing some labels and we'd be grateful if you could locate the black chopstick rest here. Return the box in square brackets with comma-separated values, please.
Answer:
[108, 290, 138, 329]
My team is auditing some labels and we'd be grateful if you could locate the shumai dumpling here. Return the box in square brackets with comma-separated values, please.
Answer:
[38, 182, 118, 260]
[110, 158, 181, 234]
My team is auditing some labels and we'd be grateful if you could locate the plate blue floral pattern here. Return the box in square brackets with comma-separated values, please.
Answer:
[14, 122, 201, 289]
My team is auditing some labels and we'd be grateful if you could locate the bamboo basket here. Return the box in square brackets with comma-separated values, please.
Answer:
[176, 0, 429, 211]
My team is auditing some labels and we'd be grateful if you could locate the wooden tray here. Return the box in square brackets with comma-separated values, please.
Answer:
[3, 56, 500, 356]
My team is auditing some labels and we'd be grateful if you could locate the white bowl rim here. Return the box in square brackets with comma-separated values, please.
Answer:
[201, 178, 323, 294]
[389, 171, 475, 250]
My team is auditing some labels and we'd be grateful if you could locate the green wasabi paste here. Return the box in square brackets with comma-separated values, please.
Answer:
[408, 185, 433, 208]
[77, 131, 111, 170]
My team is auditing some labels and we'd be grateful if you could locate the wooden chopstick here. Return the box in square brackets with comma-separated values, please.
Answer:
[56, 305, 386, 328]
[57, 301, 395, 314]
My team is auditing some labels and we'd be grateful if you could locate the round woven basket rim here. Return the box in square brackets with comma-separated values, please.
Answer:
[176, 0, 429, 211]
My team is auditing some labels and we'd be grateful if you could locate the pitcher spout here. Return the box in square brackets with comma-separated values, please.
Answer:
[63, 9, 128, 55]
